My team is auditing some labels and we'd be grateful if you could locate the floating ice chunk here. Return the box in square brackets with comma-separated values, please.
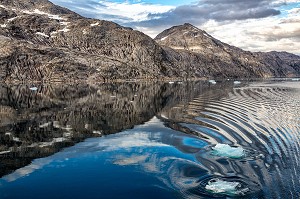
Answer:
[292, 78, 299, 81]
[0, 4, 6, 8]
[209, 80, 216, 84]
[1, 24, 7, 28]
[29, 87, 38, 91]
[211, 143, 245, 158]
[205, 179, 248, 195]
[234, 81, 241, 84]
[169, 81, 174, 84]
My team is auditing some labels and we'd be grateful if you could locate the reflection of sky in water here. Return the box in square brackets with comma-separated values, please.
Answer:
[1, 81, 300, 199]
[0, 117, 209, 199]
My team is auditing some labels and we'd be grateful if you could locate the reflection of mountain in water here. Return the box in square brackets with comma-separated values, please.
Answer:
[0, 81, 232, 177]
[1, 81, 299, 198]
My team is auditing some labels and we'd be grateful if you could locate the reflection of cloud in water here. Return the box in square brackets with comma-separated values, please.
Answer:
[98, 132, 168, 151]
[113, 155, 148, 166]
[2, 159, 52, 182]
[1, 117, 173, 182]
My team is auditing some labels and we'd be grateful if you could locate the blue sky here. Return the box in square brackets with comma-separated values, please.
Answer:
[50, 0, 300, 54]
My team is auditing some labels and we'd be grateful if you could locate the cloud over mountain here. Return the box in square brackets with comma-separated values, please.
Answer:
[49, 0, 300, 54]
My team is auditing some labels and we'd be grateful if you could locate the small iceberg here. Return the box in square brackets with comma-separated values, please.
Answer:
[205, 179, 249, 195]
[211, 143, 245, 159]
[233, 81, 241, 84]
[169, 81, 174, 84]
[29, 87, 38, 91]
[292, 78, 299, 81]
[209, 80, 216, 84]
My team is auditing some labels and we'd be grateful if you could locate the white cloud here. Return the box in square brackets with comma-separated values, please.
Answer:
[199, 10, 300, 54]
[48, 0, 300, 53]
[95, 1, 174, 22]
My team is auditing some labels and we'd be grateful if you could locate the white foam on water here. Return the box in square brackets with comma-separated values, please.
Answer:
[211, 143, 245, 158]
[234, 81, 241, 84]
[205, 179, 249, 195]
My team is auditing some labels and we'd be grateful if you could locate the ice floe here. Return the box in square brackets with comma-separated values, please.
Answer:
[211, 143, 245, 159]
[205, 179, 249, 195]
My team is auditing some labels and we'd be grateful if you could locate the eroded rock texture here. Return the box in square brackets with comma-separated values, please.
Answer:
[0, 1, 299, 82]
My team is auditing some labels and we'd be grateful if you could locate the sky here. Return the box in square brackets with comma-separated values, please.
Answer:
[50, 0, 300, 54]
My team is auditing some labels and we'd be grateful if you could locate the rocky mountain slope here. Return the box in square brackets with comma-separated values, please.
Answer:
[0, 0, 299, 82]
[155, 23, 300, 78]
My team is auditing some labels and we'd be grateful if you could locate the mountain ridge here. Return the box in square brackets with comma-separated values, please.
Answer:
[0, 0, 299, 82]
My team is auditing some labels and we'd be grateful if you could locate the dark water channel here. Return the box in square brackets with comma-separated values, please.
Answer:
[0, 80, 299, 199]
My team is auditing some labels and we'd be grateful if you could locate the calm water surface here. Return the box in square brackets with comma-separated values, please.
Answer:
[0, 80, 299, 199]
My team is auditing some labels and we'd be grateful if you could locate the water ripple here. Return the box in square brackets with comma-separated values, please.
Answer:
[167, 81, 300, 198]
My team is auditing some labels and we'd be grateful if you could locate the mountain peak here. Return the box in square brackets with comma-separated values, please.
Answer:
[154, 23, 220, 53]
[183, 23, 198, 29]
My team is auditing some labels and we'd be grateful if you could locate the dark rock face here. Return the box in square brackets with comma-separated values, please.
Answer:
[0, 1, 299, 82]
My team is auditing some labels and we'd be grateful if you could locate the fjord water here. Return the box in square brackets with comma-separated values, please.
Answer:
[0, 80, 299, 199]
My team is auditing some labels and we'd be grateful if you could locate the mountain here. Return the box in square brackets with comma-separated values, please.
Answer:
[0, 1, 299, 82]
[155, 23, 300, 78]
